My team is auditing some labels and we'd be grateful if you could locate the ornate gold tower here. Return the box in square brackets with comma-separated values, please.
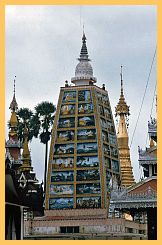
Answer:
[115, 66, 134, 187]
[19, 126, 33, 173]
[5, 77, 22, 171]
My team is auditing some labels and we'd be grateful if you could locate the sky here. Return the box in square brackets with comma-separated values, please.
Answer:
[5, 5, 157, 183]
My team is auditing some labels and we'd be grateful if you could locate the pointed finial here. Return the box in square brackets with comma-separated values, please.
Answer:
[78, 31, 90, 61]
[115, 66, 130, 117]
[9, 76, 18, 111]
[19, 125, 33, 172]
[14, 76, 16, 95]
[120, 65, 123, 96]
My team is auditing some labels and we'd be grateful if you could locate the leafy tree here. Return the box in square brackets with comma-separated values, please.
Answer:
[33, 101, 56, 194]
[11, 102, 56, 195]
[17, 108, 34, 142]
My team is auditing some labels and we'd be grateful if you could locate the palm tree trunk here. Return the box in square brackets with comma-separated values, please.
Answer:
[44, 141, 48, 196]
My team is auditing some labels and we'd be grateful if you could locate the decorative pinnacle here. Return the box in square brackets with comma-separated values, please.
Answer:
[20, 125, 33, 172]
[120, 65, 124, 96]
[14, 76, 16, 94]
[115, 66, 130, 117]
[9, 76, 18, 111]
[78, 32, 90, 61]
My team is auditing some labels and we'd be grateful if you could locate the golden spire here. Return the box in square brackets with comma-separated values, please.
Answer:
[9, 76, 18, 137]
[115, 66, 130, 117]
[19, 126, 33, 172]
[115, 66, 134, 187]
[9, 76, 18, 112]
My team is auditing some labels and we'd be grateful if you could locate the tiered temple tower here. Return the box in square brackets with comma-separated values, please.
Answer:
[5, 77, 22, 171]
[138, 117, 157, 178]
[45, 33, 121, 213]
[115, 67, 134, 187]
[5, 79, 44, 239]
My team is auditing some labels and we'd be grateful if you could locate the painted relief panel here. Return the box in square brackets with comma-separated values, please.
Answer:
[54, 144, 74, 155]
[76, 169, 100, 181]
[76, 183, 100, 194]
[78, 103, 93, 114]
[50, 184, 74, 195]
[77, 156, 99, 168]
[58, 118, 75, 128]
[77, 143, 98, 154]
[112, 160, 119, 173]
[103, 144, 110, 155]
[102, 95, 109, 107]
[51, 171, 74, 182]
[97, 92, 102, 103]
[78, 116, 95, 127]
[108, 121, 115, 133]
[109, 134, 117, 145]
[99, 105, 104, 116]
[106, 171, 112, 192]
[52, 157, 74, 168]
[49, 198, 74, 209]
[77, 129, 96, 141]
[100, 118, 107, 129]
[63, 91, 76, 102]
[76, 196, 101, 209]
[102, 131, 108, 142]
[110, 146, 118, 158]
[104, 108, 111, 119]
[105, 157, 111, 169]
[60, 104, 75, 116]
[78, 90, 91, 101]
[57, 131, 74, 142]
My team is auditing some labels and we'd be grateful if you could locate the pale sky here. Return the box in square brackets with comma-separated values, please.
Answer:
[5, 5, 157, 183]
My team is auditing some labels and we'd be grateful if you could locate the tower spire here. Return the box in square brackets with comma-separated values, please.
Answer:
[71, 33, 97, 85]
[120, 65, 124, 96]
[9, 76, 18, 136]
[115, 67, 134, 187]
[79, 31, 90, 61]
[19, 126, 33, 172]
[9, 76, 18, 112]
[115, 66, 129, 117]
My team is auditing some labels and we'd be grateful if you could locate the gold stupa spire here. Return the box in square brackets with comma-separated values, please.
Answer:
[19, 126, 33, 172]
[9, 76, 18, 137]
[115, 66, 134, 187]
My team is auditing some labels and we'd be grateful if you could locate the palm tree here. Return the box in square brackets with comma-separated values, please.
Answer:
[17, 108, 34, 142]
[34, 101, 56, 194]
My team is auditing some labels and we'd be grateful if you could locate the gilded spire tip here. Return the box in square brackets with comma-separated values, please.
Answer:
[115, 66, 130, 117]
[9, 76, 18, 111]
[120, 65, 123, 96]
[14, 76, 16, 95]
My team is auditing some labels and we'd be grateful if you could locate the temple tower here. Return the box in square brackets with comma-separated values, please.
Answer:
[5, 77, 22, 171]
[115, 67, 134, 187]
[138, 117, 157, 178]
[45, 33, 121, 214]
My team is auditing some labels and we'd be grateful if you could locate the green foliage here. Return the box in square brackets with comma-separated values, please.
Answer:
[17, 108, 34, 142]
[16, 102, 56, 144]
[34, 101, 56, 144]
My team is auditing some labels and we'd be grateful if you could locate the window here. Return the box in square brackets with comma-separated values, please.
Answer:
[60, 226, 79, 233]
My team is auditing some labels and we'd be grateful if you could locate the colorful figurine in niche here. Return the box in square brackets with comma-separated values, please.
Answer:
[63, 91, 76, 102]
